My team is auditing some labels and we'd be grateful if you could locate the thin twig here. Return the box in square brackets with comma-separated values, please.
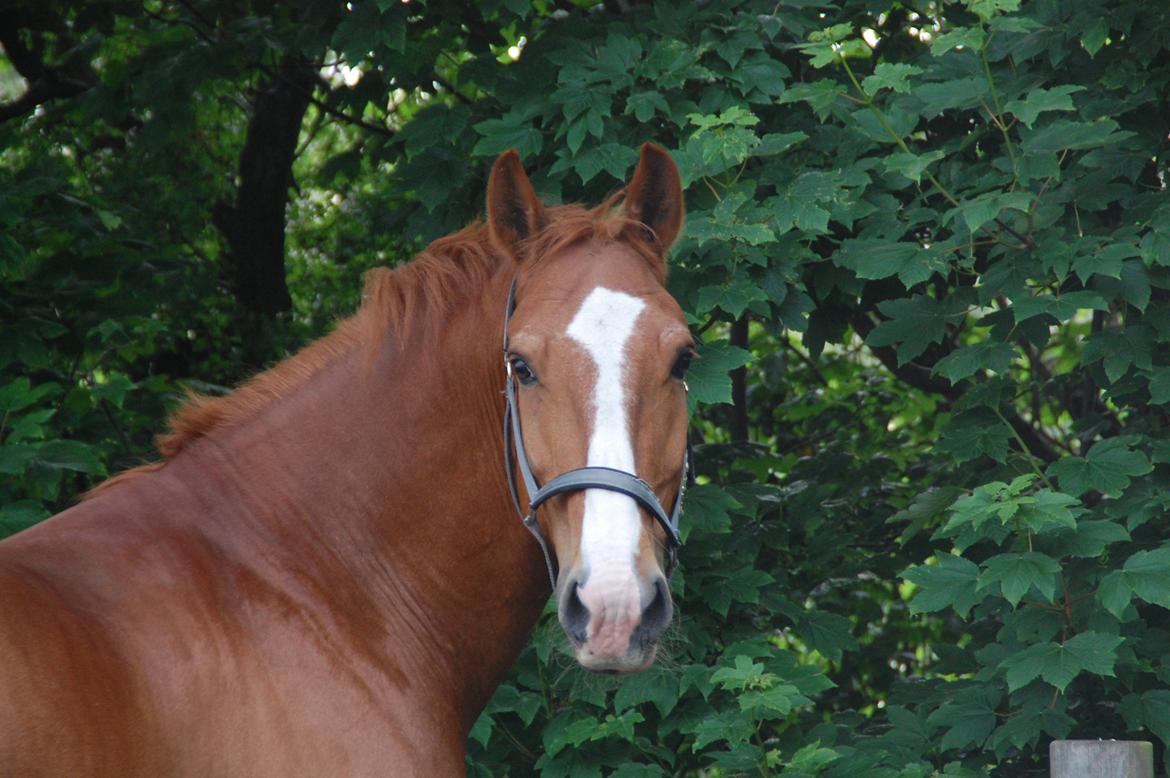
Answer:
[781, 336, 828, 387]
[99, 398, 132, 454]
[431, 73, 473, 106]
[833, 36, 1032, 249]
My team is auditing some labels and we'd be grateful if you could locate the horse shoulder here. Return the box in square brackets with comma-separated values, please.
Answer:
[0, 518, 168, 776]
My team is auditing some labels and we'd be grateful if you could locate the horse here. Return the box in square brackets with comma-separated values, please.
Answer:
[0, 143, 692, 776]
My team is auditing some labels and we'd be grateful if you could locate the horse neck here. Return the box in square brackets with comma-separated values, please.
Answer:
[163, 267, 548, 731]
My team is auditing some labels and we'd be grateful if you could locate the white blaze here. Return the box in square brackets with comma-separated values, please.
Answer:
[566, 287, 645, 645]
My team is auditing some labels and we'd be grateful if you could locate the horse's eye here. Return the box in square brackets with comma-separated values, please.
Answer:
[510, 356, 538, 386]
[671, 349, 694, 380]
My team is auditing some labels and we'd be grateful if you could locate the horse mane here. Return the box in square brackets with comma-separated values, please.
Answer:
[87, 197, 657, 497]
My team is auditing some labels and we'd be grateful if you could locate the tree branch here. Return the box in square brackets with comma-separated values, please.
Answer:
[851, 313, 1059, 463]
[0, 11, 95, 124]
[167, 0, 396, 139]
[298, 76, 396, 139]
[850, 314, 961, 400]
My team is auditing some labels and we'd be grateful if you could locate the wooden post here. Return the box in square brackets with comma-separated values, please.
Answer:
[1050, 740, 1153, 778]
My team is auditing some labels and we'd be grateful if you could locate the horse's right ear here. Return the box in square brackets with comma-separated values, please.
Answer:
[487, 150, 546, 260]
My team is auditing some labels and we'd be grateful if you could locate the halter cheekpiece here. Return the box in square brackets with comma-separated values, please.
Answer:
[502, 276, 694, 590]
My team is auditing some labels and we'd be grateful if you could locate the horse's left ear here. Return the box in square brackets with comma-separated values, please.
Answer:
[623, 143, 684, 254]
[487, 149, 546, 261]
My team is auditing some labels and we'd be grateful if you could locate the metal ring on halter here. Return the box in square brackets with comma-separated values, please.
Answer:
[501, 276, 694, 590]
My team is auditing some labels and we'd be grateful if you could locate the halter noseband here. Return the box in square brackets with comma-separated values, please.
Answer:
[502, 276, 694, 590]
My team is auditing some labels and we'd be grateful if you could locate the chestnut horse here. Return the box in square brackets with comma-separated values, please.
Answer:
[0, 144, 691, 776]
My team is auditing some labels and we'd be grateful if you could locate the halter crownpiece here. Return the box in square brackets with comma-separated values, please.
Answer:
[501, 276, 694, 590]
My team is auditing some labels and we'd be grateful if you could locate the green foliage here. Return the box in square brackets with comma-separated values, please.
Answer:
[6, 0, 1170, 774]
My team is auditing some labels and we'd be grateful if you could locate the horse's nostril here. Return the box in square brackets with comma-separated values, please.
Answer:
[637, 577, 672, 647]
[560, 582, 590, 645]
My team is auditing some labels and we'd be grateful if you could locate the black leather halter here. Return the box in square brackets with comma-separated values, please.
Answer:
[502, 276, 694, 590]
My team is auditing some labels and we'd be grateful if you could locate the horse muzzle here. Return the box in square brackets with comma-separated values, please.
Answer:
[558, 572, 672, 673]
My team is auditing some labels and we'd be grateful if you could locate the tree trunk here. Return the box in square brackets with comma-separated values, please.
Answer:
[729, 316, 749, 442]
[214, 55, 315, 316]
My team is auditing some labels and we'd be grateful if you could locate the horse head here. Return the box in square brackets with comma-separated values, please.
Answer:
[489, 144, 691, 673]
